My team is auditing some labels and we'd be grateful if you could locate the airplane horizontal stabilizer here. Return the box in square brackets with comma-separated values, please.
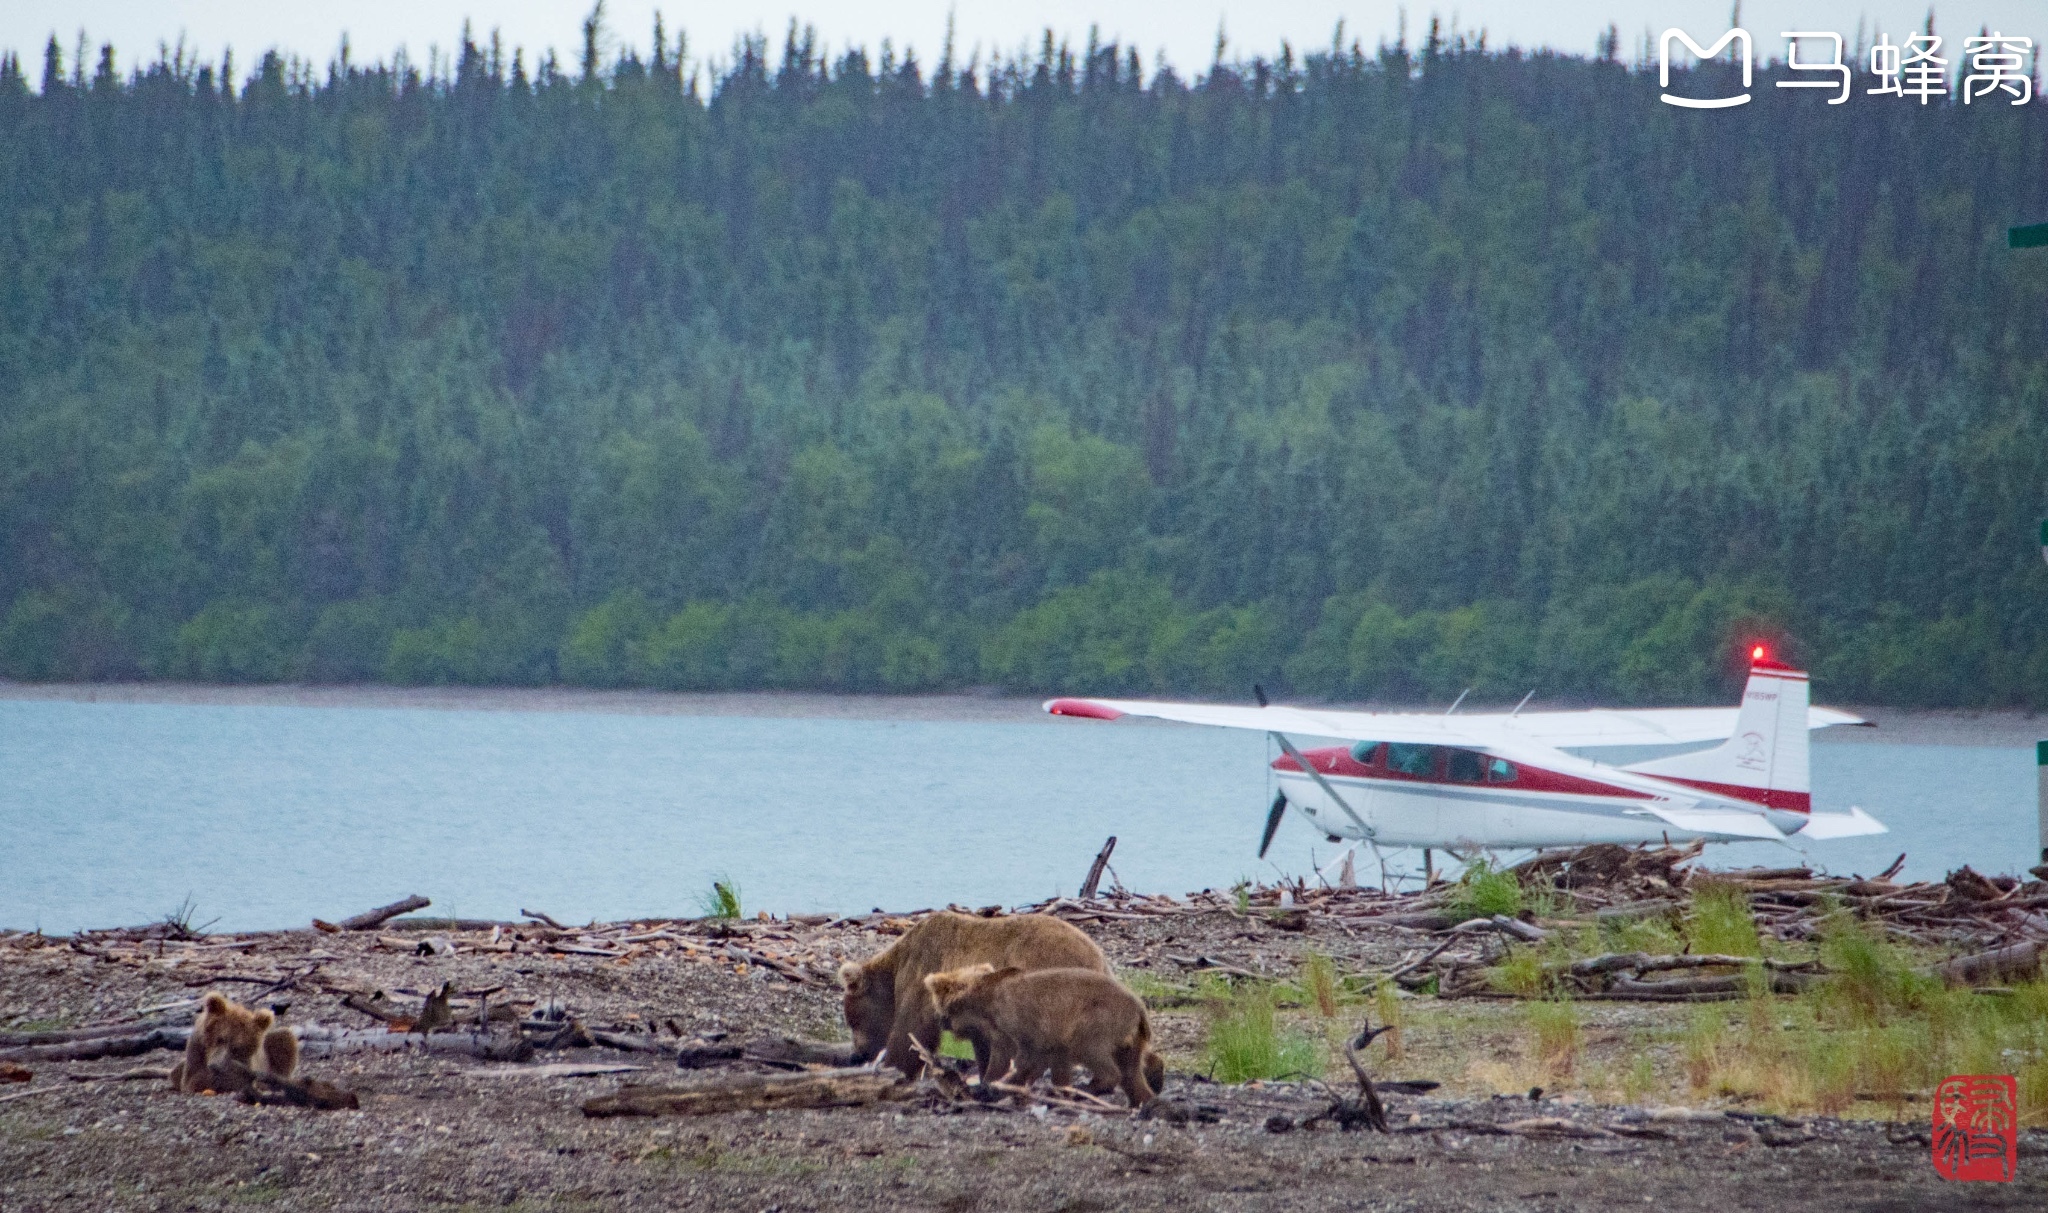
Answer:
[1792, 805, 1888, 840]
[1636, 804, 1786, 840]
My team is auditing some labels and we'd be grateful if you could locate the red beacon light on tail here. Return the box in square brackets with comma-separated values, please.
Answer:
[1748, 642, 1794, 671]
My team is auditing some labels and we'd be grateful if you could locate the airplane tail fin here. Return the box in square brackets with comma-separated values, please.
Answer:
[1627, 657, 1811, 813]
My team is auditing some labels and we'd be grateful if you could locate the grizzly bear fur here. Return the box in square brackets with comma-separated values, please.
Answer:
[168, 993, 299, 1094]
[924, 964, 1157, 1107]
[838, 912, 1108, 1077]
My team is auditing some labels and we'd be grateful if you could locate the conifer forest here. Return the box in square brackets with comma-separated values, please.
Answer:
[2, 15, 2045, 706]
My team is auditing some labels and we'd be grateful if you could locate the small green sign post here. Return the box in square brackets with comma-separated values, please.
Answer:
[2012, 222, 2048, 249]
[2038, 740, 2047, 866]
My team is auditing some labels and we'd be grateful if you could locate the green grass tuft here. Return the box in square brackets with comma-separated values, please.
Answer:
[1526, 998, 1581, 1077]
[1685, 880, 1762, 958]
[1447, 858, 1523, 921]
[697, 876, 742, 920]
[1204, 983, 1323, 1082]
[1298, 951, 1341, 1018]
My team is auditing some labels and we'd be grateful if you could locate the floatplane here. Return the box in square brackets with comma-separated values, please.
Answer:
[1045, 647, 1886, 881]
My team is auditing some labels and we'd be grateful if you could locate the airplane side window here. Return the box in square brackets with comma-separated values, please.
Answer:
[1448, 749, 1485, 783]
[1487, 758, 1517, 783]
[1386, 743, 1437, 777]
[1348, 741, 1382, 765]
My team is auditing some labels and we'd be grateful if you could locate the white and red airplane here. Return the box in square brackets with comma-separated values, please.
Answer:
[1045, 648, 1887, 860]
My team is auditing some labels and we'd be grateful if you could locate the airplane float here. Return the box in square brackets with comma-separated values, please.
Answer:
[1045, 647, 1886, 872]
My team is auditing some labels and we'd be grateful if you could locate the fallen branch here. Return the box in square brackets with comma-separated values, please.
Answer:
[195, 1059, 359, 1110]
[1328, 1022, 1391, 1132]
[1164, 954, 1263, 980]
[334, 895, 431, 931]
[469, 1063, 646, 1079]
[0, 1028, 188, 1064]
[722, 945, 812, 983]
[1383, 937, 1460, 984]
[1079, 836, 1117, 901]
[585, 1030, 672, 1055]
[674, 1039, 746, 1069]
[581, 1066, 911, 1117]
[742, 1036, 859, 1069]
[520, 909, 566, 930]
[1496, 1117, 1613, 1139]
[341, 993, 408, 1025]
[1567, 952, 1817, 978]
[0, 1017, 192, 1048]
[981, 1077, 1126, 1113]
[1602, 970, 1815, 1000]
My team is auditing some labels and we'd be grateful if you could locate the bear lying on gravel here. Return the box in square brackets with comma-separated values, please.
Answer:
[924, 964, 1158, 1107]
[839, 912, 1109, 1078]
[168, 992, 299, 1094]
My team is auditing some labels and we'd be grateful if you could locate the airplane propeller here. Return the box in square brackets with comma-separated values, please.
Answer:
[1258, 791, 1288, 859]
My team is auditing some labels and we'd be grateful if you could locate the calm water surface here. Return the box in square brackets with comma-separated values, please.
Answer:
[0, 699, 2036, 932]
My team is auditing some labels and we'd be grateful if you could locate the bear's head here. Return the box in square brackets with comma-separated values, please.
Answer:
[920, 963, 998, 1019]
[839, 961, 897, 1064]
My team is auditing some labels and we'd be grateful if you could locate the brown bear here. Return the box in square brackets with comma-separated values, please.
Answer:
[839, 912, 1109, 1078]
[168, 993, 299, 1094]
[924, 964, 1157, 1107]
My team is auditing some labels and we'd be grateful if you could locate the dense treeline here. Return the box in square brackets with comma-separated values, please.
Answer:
[2, 16, 2046, 707]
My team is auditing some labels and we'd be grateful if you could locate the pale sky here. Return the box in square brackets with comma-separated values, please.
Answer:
[5, 2, 2043, 82]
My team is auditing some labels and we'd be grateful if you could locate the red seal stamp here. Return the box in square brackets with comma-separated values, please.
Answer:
[1932, 1075, 2017, 1182]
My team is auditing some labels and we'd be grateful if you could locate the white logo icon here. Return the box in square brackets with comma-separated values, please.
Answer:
[1660, 28, 1752, 108]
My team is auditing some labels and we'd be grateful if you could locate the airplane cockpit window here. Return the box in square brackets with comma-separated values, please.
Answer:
[1447, 749, 1485, 782]
[1487, 758, 1518, 783]
[1348, 741, 1382, 765]
[1386, 743, 1437, 777]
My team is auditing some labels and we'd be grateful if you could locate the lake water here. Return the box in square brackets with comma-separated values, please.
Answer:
[0, 697, 2038, 933]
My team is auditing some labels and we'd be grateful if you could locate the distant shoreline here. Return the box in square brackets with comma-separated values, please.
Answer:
[3, 679, 2040, 746]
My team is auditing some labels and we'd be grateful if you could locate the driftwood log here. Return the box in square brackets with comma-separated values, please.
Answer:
[329, 895, 431, 932]
[295, 1027, 533, 1063]
[1079, 836, 1118, 901]
[0, 1027, 188, 1064]
[742, 1036, 860, 1069]
[582, 1066, 910, 1117]
[0, 1017, 192, 1048]
[1601, 971, 1815, 1000]
[1930, 940, 2046, 987]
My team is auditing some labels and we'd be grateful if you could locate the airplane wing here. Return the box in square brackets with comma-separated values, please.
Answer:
[1467, 706, 1869, 749]
[1628, 803, 1787, 840]
[1792, 806, 1888, 839]
[1044, 697, 1514, 748]
[1043, 697, 1866, 751]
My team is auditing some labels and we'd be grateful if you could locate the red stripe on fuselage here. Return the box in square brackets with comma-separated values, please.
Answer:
[1274, 746, 1652, 801]
[1658, 778, 1811, 813]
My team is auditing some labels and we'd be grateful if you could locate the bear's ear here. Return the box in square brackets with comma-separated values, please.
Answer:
[922, 971, 963, 1004]
[201, 993, 230, 1016]
[252, 1008, 275, 1032]
[838, 962, 866, 994]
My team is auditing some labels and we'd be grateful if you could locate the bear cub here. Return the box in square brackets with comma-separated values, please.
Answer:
[169, 992, 299, 1094]
[924, 964, 1158, 1107]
